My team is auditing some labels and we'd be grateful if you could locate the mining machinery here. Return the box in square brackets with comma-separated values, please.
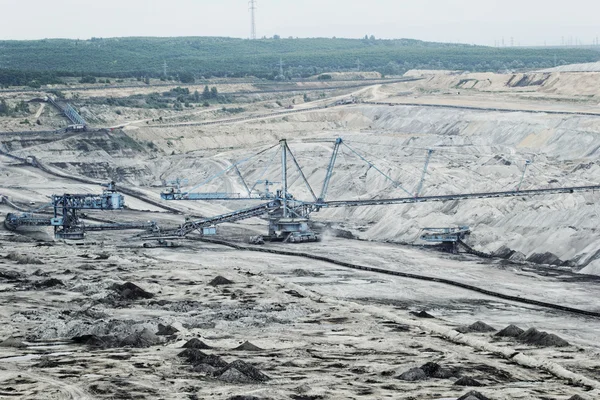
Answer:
[4, 182, 156, 239]
[144, 138, 600, 245]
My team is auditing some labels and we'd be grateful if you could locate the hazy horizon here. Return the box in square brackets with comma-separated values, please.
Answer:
[1, 0, 599, 47]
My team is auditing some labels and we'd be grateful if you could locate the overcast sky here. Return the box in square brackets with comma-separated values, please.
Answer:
[1, 0, 599, 46]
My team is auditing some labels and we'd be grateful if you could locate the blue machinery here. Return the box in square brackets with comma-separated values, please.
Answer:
[150, 138, 600, 246]
[46, 96, 87, 131]
[4, 182, 155, 239]
[420, 227, 472, 254]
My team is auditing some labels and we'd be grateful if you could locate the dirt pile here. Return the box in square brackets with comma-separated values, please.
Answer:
[454, 376, 484, 387]
[72, 334, 119, 348]
[72, 328, 161, 349]
[178, 349, 228, 368]
[397, 362, 459, 381]
[517, 328, 569, 347]
[291, 269, 324, 277]
[233, 341, 264, 351]
[410, 311, 435, 318]
[0, 337, 26, 348]
[156, 323, 178, 336]
[32, 278, 64, 289]
[457, 321, 496, 334]
[285, 289, 305, 298]
[457, 391, 490, 400]
[5, 252, 43, 265]
[182, 338, 212, 349]
[209, 276, 234, 286]
[178, 349, 270, 383]
[217, 360, 271, 383]
[495, 324, 525, 338]
[0, 269, 23, 281]
[397, 367, 427, 381]
[120, 328, 160, 347]
[111, 282, 154, 300]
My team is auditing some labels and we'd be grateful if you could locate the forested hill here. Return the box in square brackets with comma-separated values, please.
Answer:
[1, 36, 599, 83]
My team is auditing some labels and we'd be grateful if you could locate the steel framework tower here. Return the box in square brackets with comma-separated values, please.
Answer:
[249, 0, 257, 40]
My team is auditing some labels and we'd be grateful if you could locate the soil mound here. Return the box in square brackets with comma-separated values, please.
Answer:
[397, 367, 427, 381]
[209, 276, 234, 286]
[495, 324, 525, 338]
[193, 363, 218, 375]
[291, 269, 323, 277]
[454, 377, 484, 387]
[290, 396, 325, 400]
[233, 341, 263, 351]
[285, 289, 305, 298]
[0, 337, 26, 348]
[183, 338, 212, 349]
[517, 328, 569, 347]
[111, 282, 154, 300]
[33, 278, 64, 289]
[457, 321, 496, 334]
[178, 349, 228, 368]
[410, 310, 435, 318]
[216, 360, 270, 383]
[568, 395, 587, 400]
[398, 362, 460, 381]
[6, 252, 43, 265]
[120, 328, 161, 348]
[457, 391, 490, 400]
[156, 324, 179, 336]
[33, 358, 59, 368]
[421, 362, 458, 379]
[0, 270, 23, 281]
[73, 329, 160, 349]
[420, 362, 440, 377]
[72, 334, 118, 348]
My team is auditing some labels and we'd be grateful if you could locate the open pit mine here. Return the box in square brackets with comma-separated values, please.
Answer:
[1, 69, 600, 400]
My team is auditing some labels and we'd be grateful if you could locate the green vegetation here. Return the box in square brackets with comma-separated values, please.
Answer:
[0, 69, 63, 88]
[0, 37, 599, 87]
[0, 99, 31, 116]
[0, 99, 9, 115]
[79, 75, 97, 84]
[221, 107, 245, 114]
[82, 85, 227, 110]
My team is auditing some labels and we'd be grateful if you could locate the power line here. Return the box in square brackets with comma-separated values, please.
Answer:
[279, 57, 284, 77]
[249, 0, 257, 40]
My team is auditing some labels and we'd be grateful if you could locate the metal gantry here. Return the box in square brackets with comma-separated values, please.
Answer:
[46, 96, 88, 130]
[4, 182, 156, 240]
[153, 138, 600, 243]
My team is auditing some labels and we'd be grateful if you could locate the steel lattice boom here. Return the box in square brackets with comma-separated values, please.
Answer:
[155, 138, 600, 243]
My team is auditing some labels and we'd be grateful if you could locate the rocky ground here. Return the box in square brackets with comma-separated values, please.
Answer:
[1, 70, 600, 399]
[1, 233, 599, 399]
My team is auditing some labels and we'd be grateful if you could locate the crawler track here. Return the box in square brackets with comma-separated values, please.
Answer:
[202, 238, 600, 319]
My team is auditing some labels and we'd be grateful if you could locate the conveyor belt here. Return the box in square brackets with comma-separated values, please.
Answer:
[201, 238, 600, 319]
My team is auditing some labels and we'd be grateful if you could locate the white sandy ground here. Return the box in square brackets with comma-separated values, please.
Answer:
[1, 233, 600, 399]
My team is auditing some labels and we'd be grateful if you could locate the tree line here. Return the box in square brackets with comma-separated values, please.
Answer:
[1, 37, 599, 87]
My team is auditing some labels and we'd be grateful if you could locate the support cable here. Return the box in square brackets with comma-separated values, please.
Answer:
[183, 143, 278, 195]
[285, 142, 318, 202]
[250, 145, 280, 194]
[342, 141, 413, 197]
